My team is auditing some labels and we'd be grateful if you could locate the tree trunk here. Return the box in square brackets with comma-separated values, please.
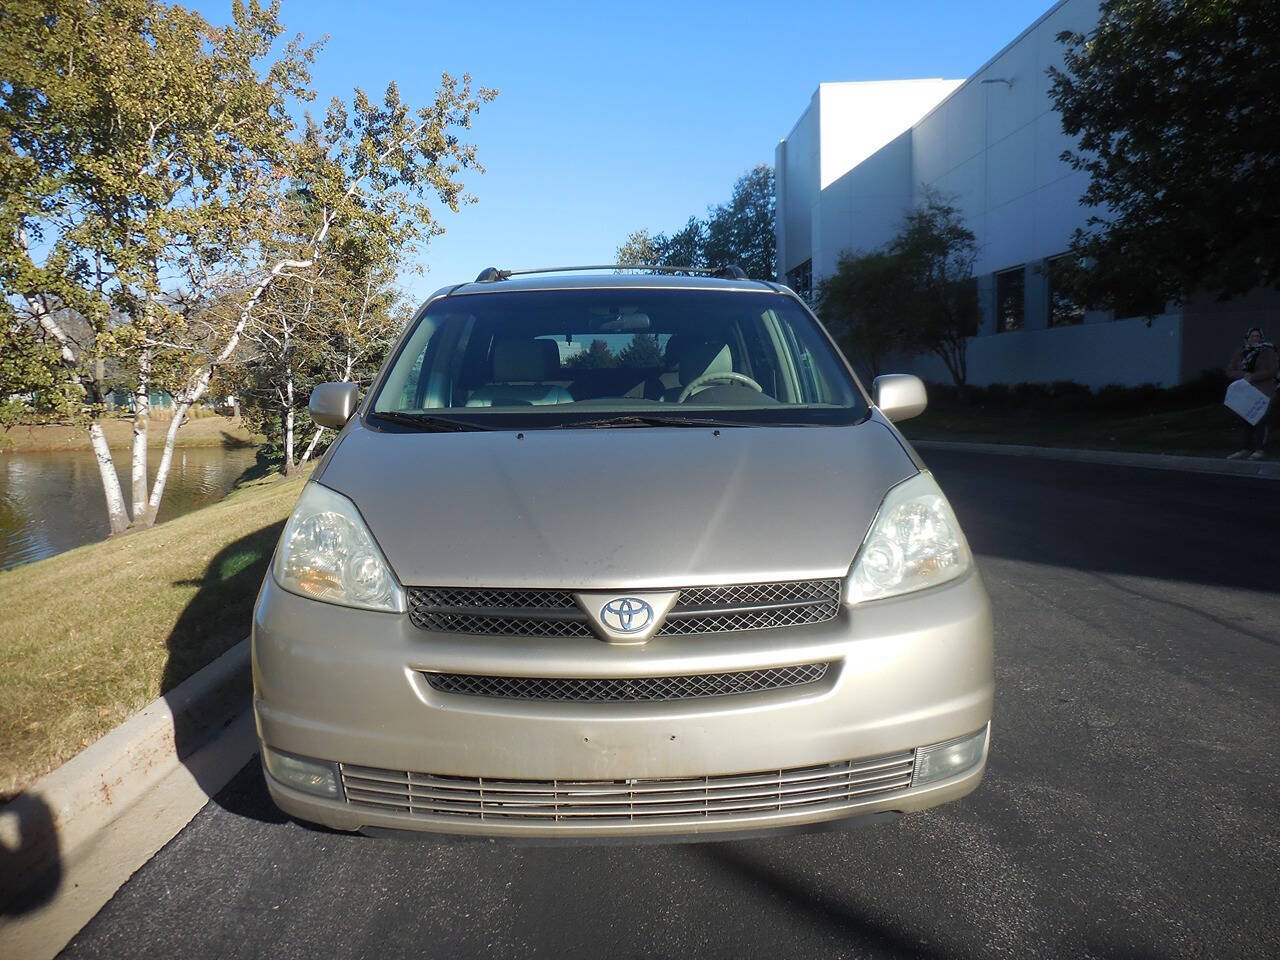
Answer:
[89, 422, 131, 535]
[298, 426, 325, 466]
[282, 397, 295, 476]
[143, 400, 190, 526]
[131, 352, 150, 523]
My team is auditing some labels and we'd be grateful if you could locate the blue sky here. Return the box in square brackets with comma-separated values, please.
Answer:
[199, 0, 1052, 301]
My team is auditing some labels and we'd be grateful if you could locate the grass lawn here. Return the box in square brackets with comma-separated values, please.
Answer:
[0, 412, 260, 453]
[0, 468, 309, 797]
[898, 402, 1260, 457]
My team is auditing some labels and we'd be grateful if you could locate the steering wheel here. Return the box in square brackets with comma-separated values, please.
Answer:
[677, 371, 764, 403]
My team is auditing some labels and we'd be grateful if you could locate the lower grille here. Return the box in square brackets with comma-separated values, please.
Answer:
[340, 750, 915, 824]
[423, 663, 829, 702]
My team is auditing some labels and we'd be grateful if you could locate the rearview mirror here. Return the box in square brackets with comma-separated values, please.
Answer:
[872, 374, 927, 423]
[310, 382, 360, 430]
[598, 312, 651, 333]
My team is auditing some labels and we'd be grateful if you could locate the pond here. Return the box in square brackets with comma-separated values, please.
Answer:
[0, 445, 261, 571]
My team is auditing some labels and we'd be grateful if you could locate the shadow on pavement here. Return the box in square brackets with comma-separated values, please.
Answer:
[163, 519, 288, 826]
[0, 794, 61, 917]
[696, 841, 950, 959]
[925, 450, 1280, 595]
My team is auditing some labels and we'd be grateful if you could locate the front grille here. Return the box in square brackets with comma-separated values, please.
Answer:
[407, 588, 594, 637]
[423, 663, 829, 702]
[340, 750, 915, 824]
[406, 579, 841, 638]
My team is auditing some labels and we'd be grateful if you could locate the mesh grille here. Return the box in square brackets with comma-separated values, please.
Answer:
[675, 579, 840, 609]
[424, 663, 829, 702]
[340, 750, 915, 824]
[406, 579, 841, 638]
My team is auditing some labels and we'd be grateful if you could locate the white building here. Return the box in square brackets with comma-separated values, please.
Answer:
[775, 0, 1276, 388]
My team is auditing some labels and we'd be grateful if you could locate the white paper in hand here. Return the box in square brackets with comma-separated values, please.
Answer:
[1224, 379, 1270, 425]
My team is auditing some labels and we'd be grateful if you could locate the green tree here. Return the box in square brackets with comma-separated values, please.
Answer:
[817, 251, 906, 380]
[616, 229, 659, 268]
[1048, 0, 1280, 307]
[704, 164, 775, 280]
[1, 0, 496, 530]
[232, 193, 407, 474]
[617, 333, 663, 367]
[615, 165, 775, 278]
[1, 0, 315, 532]
[892, 195, 980, 387]
[566, 339, 616, 369]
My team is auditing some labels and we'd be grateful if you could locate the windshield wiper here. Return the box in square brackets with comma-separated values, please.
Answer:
[553, 414, 735, 429]
[367, 411, 493, 432]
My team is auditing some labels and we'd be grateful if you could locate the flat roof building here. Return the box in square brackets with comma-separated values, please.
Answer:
[776, 0, 1276, 387]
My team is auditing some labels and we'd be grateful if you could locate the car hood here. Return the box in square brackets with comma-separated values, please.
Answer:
[316, 417, 918, 589]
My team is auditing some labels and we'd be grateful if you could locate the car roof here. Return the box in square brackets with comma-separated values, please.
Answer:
[443, 272, 783, 297]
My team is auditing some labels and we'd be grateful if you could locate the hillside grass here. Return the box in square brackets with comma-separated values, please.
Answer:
[1, 412, 260, 454]
[0, 468, 309, 797]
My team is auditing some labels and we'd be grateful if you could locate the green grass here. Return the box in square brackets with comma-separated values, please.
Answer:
[898, 402, 1260, 457]
[0, 413, 260, 453]
[0, 469, 310, 797]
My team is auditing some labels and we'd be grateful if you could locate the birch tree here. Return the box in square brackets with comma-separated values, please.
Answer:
[1, 0, 314, 532]
[3, 0, 496, 530]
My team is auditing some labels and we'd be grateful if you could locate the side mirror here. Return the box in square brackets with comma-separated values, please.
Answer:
[872, 374, 927, 423]
[309, 382, 360, 430]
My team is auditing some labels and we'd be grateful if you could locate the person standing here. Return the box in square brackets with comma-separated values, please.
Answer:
[1227, 326, 1278, 459]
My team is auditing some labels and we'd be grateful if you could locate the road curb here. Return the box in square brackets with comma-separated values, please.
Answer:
[0, 638, 256, 959]
[910, 439, 1280, 480]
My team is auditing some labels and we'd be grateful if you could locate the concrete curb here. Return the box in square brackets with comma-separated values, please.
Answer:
[0, 638, 256, 959]
[910, 439, 1280, 480]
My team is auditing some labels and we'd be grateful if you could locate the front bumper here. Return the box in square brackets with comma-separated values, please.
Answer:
[252, 570, 994, 839]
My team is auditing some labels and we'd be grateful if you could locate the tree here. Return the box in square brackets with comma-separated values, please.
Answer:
[616, 333, 663, 367]
[2, 0, 496, 530]
[233, 194, 406, 474]
[703, 164, 776, 280]
[566, 339, 616, 369]
[616, 229, 659, 268]
[615, 164, 776, 278]
[816, 251, 907, 381]
[1, 0, 315, 532]
[1048, 0, 1280, 307]
[891, 195, 980, 387]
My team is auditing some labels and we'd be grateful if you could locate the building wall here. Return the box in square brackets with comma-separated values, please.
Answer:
[775, 0, 1253, 388]
[776, 79, 963, 289]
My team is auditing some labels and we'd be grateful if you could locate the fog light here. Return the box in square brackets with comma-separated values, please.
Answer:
[263, 746, 340, 798]
[913, 725, 988, 786]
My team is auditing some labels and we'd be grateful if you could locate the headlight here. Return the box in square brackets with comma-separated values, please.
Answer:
[845, 471, 971, 603]
[273, 482, 406, 613]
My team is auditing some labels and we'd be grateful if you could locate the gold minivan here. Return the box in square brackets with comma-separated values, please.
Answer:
[253, 267, 993, 840]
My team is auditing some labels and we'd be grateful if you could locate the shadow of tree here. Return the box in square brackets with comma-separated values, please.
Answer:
[219, 430, 258, 451]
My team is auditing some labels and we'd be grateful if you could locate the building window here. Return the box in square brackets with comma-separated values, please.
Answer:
[786, 259, 812, 303]
[995, 267, 1024, 332]
[1047, 255, 1085, 327]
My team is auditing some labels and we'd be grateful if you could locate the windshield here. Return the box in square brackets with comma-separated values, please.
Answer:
[370, 288, 864, 427]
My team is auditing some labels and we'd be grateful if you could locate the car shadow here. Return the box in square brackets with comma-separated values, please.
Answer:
[162, 520, 288, 826]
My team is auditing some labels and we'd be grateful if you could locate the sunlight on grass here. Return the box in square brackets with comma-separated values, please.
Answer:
[0, 469, 310, 797]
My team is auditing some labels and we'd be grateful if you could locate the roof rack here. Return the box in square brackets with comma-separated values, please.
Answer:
[473, 264, 751, 282]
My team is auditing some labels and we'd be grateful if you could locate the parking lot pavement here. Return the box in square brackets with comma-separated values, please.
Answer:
[59, 450, 1280, 959]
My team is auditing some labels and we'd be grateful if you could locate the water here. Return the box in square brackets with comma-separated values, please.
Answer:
[0, 446, 260, 571]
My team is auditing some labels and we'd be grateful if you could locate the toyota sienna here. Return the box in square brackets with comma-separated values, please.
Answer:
[252, 266, 993, 840]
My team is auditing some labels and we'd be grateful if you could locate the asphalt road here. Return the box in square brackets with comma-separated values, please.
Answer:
[60, 450, 1280, 959]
